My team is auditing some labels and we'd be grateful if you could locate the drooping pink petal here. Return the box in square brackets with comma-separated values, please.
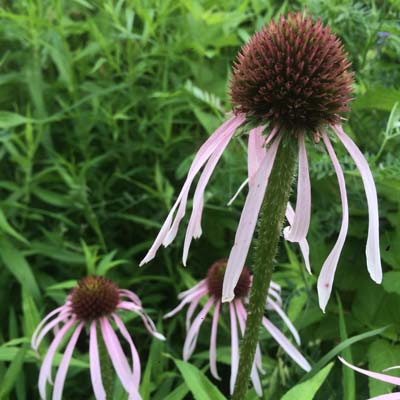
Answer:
[185, 291, 206, 331]
[31, 306, 67, 350]
[339, 357, 400, 386]
[32, 308, 70, 351]
[210, 300, 221, 380]
[113, 314, 141, 387]
[267, 286, 283, 306]
[38, 318, 76, 399]
[229, 302, 239, 395]
[317, 132, 349, 312]
[333, 124, 382, 284]
[369, 393, 400, 400]
[119, 289, 142, 307]
[100, 317, 140, 399]
[284, 202, 312, 274]
[234, 301, 262, 396]
[262, 317, 311, 372]
[222, 134, 282, 302]
[285, 134, 311, 243]
[178, 279, 207, 299]
[183, 297, 214, 361]
[248, 126, 266, 182]
[89, 321, 106, 400]
[266, 298, 301, 345]
[139, 115, 245, 266]
[53, 322, 84, 400]
[183, 126, 238, 265]
[118, 302, 165, 341]
[163, 287, 208, 319]
[255, 344, 265, 374]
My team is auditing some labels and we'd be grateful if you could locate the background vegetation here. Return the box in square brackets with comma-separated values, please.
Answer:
[0, 0, 399, 399]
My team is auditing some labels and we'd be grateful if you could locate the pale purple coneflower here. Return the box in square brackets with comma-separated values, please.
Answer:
[165, 259, 311, 396]
[339, 357, 400, 400]
[31, 276, 165, 400]
[140, 12, 381, 312]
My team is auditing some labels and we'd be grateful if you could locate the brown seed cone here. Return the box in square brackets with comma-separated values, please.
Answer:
[70, 276, 120, 321]
[230, 12, 354, 133]
[206, 259, 251, 299]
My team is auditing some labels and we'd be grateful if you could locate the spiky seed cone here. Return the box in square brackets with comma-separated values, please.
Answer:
[207, 259, 251, 299]
[230, 12, 354, 133]
[70, 276, 120, 321]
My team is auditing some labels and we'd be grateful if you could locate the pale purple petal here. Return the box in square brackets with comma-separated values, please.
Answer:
[31, 306, 67, 350]
[222, 134, 283, 302]
[248, 126, 266, 182]
[183, 127, 237, 265]
[333, 124, 382, 284]
[38, 318, 76, 399]
[370, 394, 400, 400]
[285, 134, 311, 242]
[267, 286, 283, 306]
[53, 322, 84, 400]
[183, 297, 214, 361]
[266, 298, 301, 345]
[119, 289, 142, 307]
[118, 302, 165, 341]
[178, 280, 207, 299]
[229, 302, 239, 395]
[140, 115, 245, 265]
[317, 132, 349, 312]
[163, 287, 208, 319]
[113, 314, 141, 387]
[210, 301, 221, 380]
[100, 317, 140, 398]
[262, 317, 311, 372]
[32, 309, 70, 351]
[339, 357, 400, 386]
[185, 291, 206, 331]
[89, 321, 106, 400]
[285, 202, 312, 273]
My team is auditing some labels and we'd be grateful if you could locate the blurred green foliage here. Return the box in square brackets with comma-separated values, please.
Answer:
[0, 0, 399, 399]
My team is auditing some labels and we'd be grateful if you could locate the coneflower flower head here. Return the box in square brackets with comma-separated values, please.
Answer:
[32, 276, 165, 400]
[165, 259, 311, 396]
[141, 11, 382, 313]
[230, 12, 354, 133]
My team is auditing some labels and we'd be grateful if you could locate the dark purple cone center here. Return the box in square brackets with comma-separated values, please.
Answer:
[206, 259, 251, 299]
[230, 12, 354, 133]
[70, 276, 120, 321]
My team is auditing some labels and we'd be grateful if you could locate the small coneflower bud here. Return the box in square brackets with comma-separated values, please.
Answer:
[230, 12, 354, 133]
[206, 259, 251, 299]
[70, 276, 120, 321]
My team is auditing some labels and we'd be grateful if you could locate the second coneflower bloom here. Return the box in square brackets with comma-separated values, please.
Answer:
[141, 12, 381, 311]
[165, 259, 311, 396]
[32, 276, 165, 400]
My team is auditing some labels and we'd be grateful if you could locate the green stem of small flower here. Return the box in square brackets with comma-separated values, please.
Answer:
[232, 137, 297, 400]
[98, 331, 114, 398]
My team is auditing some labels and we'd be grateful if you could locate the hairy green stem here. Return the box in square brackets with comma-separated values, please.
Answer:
[99, 332, 114, 398]
[232, 137, 297, 400]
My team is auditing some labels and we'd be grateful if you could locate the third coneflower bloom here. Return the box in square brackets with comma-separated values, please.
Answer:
[141, 12, 382, 311]
[165, 259, 311, 396]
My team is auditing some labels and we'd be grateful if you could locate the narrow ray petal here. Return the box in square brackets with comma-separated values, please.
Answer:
[248, 126, 266, 182]
[113, 314, 141, 387]
[140, 115, 245, 265]
[183, 297, 214, 361]
[266, 298, 301, 345]
[53, 322, 84, 400]
[222, 135, 282, 302]
[38, 319, 76, 399]
[227, 177, 249, 206]
[229, 303, 239, 395]
[333, 125, 382, 283]
[285, 134, 311, 242]
[186, 292, 205, 331]
[163, 287, 208, 319]
[183, 127, 237, 265]
[339, 357, 400, 386]
[89, 322, 106, 400]
[369, 393, 400, 400]
[318, 132, 349, 312]
[178, 280, 207, 299]
[210, 301, 221, 380]
[262, 317, 311, 372]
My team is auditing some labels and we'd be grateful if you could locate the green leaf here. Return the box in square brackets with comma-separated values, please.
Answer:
[173, 359, 226, 400]
[281, 362, 334, 400]
[352, 87, 400, 111]
[382, 271, 400, 295]
[0, 210, 28, 244]
[0, 237, 40, 300]
[0, 112, 30, 129]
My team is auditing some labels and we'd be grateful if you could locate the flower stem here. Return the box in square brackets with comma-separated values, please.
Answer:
[98, 332, 114, 398]
[232, 137, 297, 400]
